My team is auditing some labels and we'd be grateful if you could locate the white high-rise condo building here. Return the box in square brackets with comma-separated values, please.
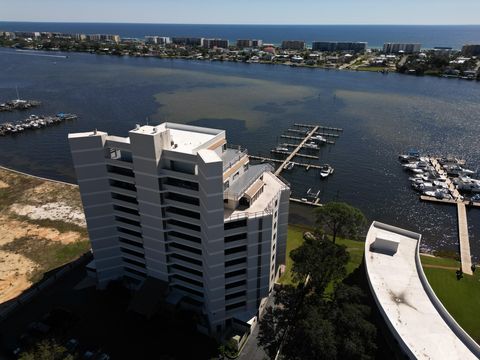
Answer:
[69, 122, 290, 334]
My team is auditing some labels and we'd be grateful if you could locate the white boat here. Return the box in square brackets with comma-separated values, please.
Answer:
[284, 161, 295, 170]
[303, 142, 319, 149]
[320, 164, 334, 178]
[312, 135, 327, 143]
[275, 146, 289, 152]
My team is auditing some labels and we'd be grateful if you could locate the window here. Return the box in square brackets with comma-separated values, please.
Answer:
[168, 242, 202, 255]
[225, 291, 246, 301]
[164, 177, 198, 191]
[243, 163, 249, 171]
[170, 160, 195, 174]
[121, 247, 144, 258]
[226, 301, 246, 311]
[123, 257, 145, 268]
[225, 257, 246, 267]
[169, 264, 202, 277]
[226, 280, 246, 289]
[113, 205, 139, 216]
[167, 206, 200, 219]
[223, 181, 230, 191]
[225, 269, 246, 278]
[112, 192, 138, 204]
[166, 192, 199, 206]
[168, 231, 201, 244]
[169, 253, 202, 266]
[117, 227, 142, 238]
[173, 284, 203, 297]
[119, 237, 143, 248]
[224, 219, 247, 230]
[225, 233, 247, 243]
[124, 267, 146, 277]
[168, 219, 201, 232]
[171, 274, 203, 287]
[109, 179, 136, 192]
[115, 216, 140, 228]
[233, 171, 240, 181]
[107, 165, 134, 177]
[225, 245, 247, 255]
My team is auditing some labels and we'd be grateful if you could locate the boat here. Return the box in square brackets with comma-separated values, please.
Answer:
[274, 146, 289, 152]
[320, 164, 334, 178]
[398, 149, 420, 163]
[284, 162, 295, 170]
[312, 135, 327, 144]
[303, 141, 319, 149]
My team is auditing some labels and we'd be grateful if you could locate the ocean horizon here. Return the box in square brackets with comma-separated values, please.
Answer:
[1, 22, 479, 48]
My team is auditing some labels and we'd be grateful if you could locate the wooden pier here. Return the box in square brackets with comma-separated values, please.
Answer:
[294, 123, 343, 132]
[287, 128, 340, 137]
[421, 157, 475, 275]
[457, 203, 473, 275]
[274, 126, 320, 176]
[270, 149, 318, 159]
[249, 123, 344, 208]
[281, 134, 335, 145]
[289, 197, 322, 207]
[248, 155, 322, 169]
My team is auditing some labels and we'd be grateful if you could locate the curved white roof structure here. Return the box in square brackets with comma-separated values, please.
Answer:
[365, 221, 480, 360]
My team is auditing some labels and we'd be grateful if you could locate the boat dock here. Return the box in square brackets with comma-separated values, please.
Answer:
[287, 128, 340, 138]
[457, 203, 473, 275]
[270, 149, 318, 159]
[294, 123, 343, 132]
[248, 155, 323, 170]
[417, 156, 476, 275]
[281, 134, 335, 145]
[274, 125, 320, 175]
[289, 197, 322, 207]
[249, 123, 343, 207]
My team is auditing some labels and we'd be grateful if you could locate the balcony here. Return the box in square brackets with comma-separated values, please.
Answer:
[224, 164, 273, 201]
[222, 146, 248, 172]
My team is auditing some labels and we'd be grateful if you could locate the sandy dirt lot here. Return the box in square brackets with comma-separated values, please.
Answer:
[0, 168, 89, 304]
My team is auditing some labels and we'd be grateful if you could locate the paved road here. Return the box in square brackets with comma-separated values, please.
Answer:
[237, 321, 268, 360]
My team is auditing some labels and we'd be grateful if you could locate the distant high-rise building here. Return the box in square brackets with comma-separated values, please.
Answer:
[69, 122, 290, 335]
[171, 37, 204, 47]
[87, 34, 120, 43]
[461, 44, 480, 57]
[203, 38, 229, 49]
[281, 40, 306, 50]
[383, 43, 421, 54]
[145, 36, 171, 46]
[236, 39, 263, 48]
[311, 41, 367, 53]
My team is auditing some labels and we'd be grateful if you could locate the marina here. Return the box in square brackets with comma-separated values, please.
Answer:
[0, 113, 78, 136]
[249, 123, 343, 207]
[0, 99, 41, 112]
[399, 151, 480, 274]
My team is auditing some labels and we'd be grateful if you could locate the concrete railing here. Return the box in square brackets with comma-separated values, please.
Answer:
[415, 242, 480, 356]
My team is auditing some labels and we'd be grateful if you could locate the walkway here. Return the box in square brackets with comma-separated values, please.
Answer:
[457, 203, 473, 275]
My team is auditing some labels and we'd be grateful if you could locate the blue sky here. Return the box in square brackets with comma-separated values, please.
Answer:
[2, 0, 480, 25]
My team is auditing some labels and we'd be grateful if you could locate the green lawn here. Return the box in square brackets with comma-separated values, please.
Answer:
[279, 225, 480, 343]
[278, 225, 364, 285]
[420, 254, 460, 268]
[423, 267, 480, 343]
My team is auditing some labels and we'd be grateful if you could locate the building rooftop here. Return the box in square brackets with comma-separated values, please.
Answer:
[365, 222, 478, 360]
[225, 171, 285, 220]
